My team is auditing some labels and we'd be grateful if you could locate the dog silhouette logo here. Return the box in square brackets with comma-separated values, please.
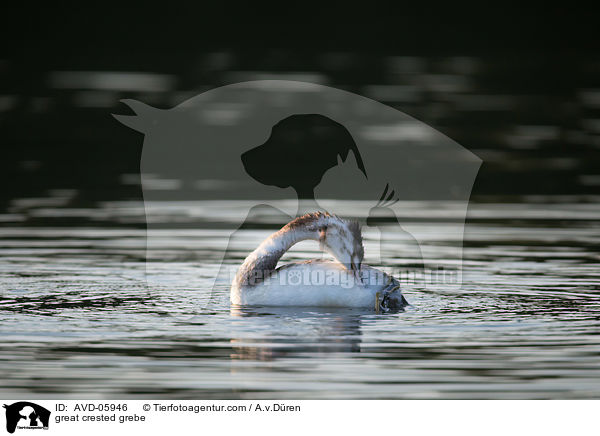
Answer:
[241, 113, 368, 200]
[114, 80, 481, 307]
[3, 402, 50, 433]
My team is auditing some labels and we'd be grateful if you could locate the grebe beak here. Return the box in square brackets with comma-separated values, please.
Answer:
[350, 261, 363, 285]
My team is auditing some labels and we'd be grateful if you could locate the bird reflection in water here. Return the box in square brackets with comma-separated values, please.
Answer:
[229, 306, 364, 362]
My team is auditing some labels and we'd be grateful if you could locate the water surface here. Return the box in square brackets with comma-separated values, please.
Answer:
[1, 199, 599, 399]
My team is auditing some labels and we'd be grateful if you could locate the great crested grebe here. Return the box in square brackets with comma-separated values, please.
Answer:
[230, 212, 407, 311]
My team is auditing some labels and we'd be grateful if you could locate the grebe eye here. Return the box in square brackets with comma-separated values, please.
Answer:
[318, 227, 327, 242]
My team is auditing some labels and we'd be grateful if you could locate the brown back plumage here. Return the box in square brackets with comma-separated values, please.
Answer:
[284, 211, 331, 230]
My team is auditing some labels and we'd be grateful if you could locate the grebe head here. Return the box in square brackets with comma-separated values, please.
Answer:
[286, 212, 364, 279]
[320, 219, 364, 278]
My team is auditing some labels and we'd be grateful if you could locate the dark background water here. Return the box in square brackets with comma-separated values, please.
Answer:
[2, 5, 600, 213]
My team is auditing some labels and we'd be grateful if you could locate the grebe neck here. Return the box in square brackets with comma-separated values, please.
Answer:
[233, 226, 318, 289]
